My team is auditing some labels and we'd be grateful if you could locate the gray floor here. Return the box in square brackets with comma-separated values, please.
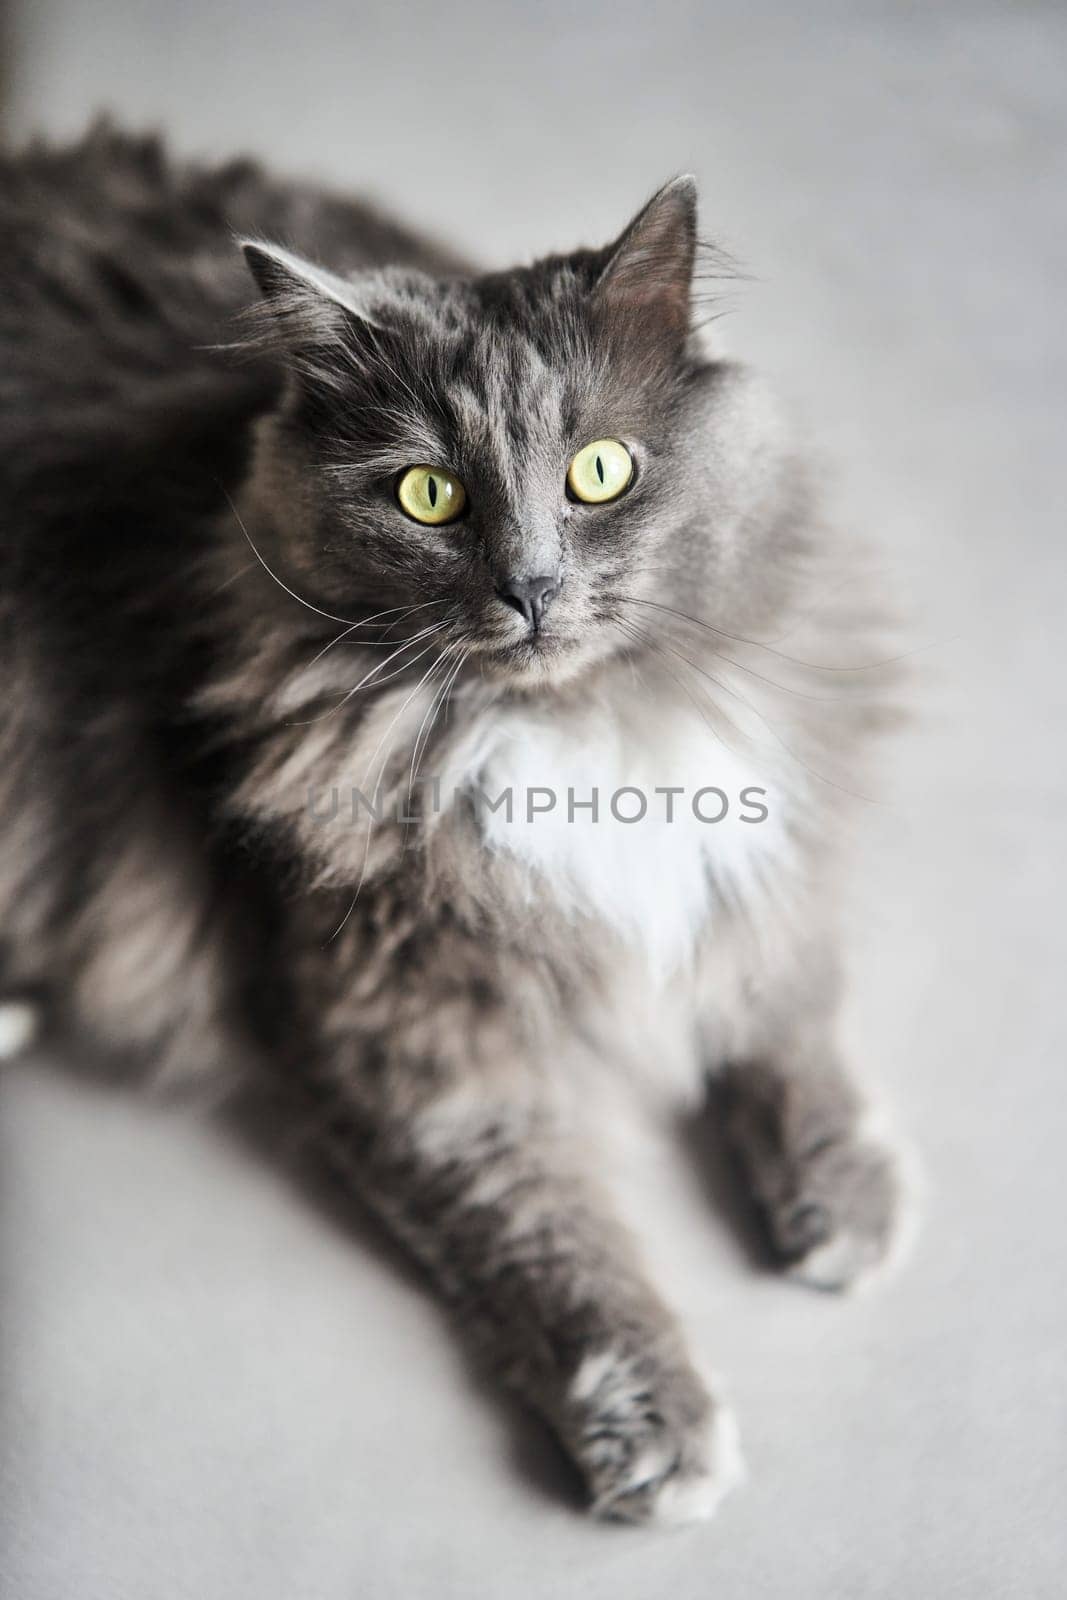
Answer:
[2, 3, 1066, 1596]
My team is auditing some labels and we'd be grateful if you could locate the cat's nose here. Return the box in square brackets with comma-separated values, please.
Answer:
[496, 572, 560, 632]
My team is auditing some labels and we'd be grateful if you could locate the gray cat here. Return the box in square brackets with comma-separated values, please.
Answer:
[0, 125, 908, 1524]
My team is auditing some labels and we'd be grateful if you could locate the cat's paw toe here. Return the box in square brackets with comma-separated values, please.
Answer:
[592, 1404, 744, 1526]
[566, 1348, 744, 1527]
[786, 1222, 886, 1291]
[773, 1135, 915, 1293]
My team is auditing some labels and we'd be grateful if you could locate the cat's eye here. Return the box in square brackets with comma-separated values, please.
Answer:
[566, 439, 634, 505]
[396, 466, 467, 526]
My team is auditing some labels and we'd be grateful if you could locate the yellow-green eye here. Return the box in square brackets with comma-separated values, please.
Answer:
[396, 466, 467, 525]
[566, 439, 634, 504]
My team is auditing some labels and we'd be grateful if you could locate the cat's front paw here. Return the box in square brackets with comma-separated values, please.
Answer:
[564, 1347, 744, 1526]
[0, 998, 41, 1060]
[771, 1134, 913, 1292]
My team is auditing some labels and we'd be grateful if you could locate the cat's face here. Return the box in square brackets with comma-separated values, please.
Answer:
[244, 180, 736, 689]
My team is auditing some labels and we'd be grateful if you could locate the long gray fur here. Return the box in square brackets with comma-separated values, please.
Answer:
[0, 124, 907, 1524]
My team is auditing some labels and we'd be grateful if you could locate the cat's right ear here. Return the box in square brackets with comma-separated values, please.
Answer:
[593, 177, 698, 347]
[239, 240, 380, 392]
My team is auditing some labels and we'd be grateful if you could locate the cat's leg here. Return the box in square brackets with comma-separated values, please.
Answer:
[718, 1050, 910, 1291]
[0, 994, 42, 1059]
[295, 910, 744, 1524]
[0, 733, 256, 1088]
[0, 627, 250, 1085]
[701, 932, 912, 1292]
[330, 1083, 743, 1523]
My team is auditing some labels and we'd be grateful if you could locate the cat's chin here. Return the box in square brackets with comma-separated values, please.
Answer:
[477, 632, 616, 692]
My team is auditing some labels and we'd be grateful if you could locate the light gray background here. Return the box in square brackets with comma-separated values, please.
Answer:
[2, 2, 1065, 1596]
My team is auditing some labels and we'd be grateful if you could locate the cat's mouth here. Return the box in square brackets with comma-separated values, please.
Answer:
[482, 631, 558, 671]
[475, 625, 617, 689]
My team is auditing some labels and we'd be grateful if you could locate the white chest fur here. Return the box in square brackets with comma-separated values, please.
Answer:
[442, 677, 796, 977]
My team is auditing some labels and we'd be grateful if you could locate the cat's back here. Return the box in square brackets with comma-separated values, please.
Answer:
[0, 124, 462, 527]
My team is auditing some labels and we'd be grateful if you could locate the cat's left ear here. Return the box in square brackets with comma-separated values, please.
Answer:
[240, 240, 380, 391]
[594, 177, 698, 344]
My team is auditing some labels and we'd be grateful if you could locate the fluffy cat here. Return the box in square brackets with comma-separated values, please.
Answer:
[0, 125, 906, 1523]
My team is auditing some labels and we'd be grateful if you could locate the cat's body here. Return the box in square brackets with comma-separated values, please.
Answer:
[0, 126, 905, 1522]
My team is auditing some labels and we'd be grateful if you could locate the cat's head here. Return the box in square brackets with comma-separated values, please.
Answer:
[241, 180, 771, 690]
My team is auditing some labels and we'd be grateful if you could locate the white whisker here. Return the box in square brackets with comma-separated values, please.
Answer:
[223, 489, 361, 627]
[303, 599, 447, 673]
[287, 622, 449, 727]
[326, 644, 455, 943]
